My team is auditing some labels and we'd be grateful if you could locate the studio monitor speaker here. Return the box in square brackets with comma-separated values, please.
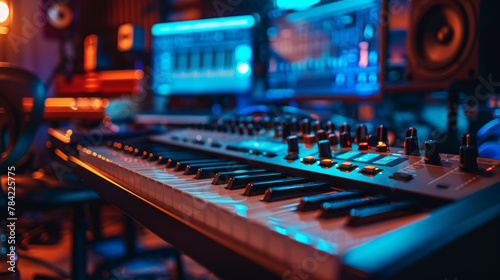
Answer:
[406, 0, 500, 85]
[43, 0, 78, 39]
[117, 24, 144, 52]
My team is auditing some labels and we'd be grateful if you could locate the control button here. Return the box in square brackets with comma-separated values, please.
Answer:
[302, 156, 317, 164]
[360, 165, 381, 175]
[211, 142, 222, 148]
[193, 139, 205, 145]
[391, 171, 413, 181]
[338, 162, 356, 171]
[319, 159, 335, 167]
[358, 142, 369, 151]
[376, 142, 389, 152]
[436, 184, 450, 189]
[264, 152, 277, 158]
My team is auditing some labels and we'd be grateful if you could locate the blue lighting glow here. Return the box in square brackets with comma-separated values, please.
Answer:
[288, 0, 376, 22]
[235, 44, 253, 61]
[277, 0, 321, 10]
[152, 15, 256, 36]
[237, 62, 251, 75]
[294, 233, 310, 244]
[275, 226, 287, 235]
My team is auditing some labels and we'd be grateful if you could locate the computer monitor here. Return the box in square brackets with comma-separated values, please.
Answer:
[266, 0, 382, 100]
[151, 15, 257, 95]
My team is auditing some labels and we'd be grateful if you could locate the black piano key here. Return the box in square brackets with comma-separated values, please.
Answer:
[243, 177, 309, 196]
[195, 164, 250, 179]
[263, 182, 338, 202]
[319, 195, 390, 219]
[184, 161, 238, 175]
[297, 190, 365, 212]
[347, 201, 421, 227]
[175, 159, 227, 171]
[212, 169, 268, 185]
[159, 153, 205, 165]
[226, 173, 286, 190]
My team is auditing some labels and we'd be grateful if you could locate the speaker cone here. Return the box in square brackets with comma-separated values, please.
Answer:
[415, 2, 467, 70]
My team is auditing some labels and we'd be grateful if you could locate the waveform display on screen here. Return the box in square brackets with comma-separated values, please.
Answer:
[266, 0, 381, 99]
[152, 15, 256, 95]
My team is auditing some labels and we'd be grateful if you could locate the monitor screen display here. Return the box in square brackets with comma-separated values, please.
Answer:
[151, 15, 256, 95]
[266, 0, 381, 100]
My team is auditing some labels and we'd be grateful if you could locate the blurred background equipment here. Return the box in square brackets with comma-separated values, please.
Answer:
[1, 0, 500, 279]
[0, 63, 46, 170]
[151, 15, 257, 95]
[266, 0, 381, 100]
[0, 0, 11, 35]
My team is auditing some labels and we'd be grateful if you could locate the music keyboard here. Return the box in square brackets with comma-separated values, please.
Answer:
[79, 141, 430, 279]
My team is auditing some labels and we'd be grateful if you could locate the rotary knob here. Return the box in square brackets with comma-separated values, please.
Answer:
[405, 127, 418, 138]
[300, 119, 311, 137]
[285, 135, 300, 160]
[317, 129, 328, 141]
[459, 134, 478, 172]
[282, 122, 291, 140]
[311, 121, 321, 134]
[290, 117, 299, 135]
[424, 140, 441, 164]
[339, 123, 351, 134]
[355, 124, 367, 144]
[247, 123, 255, 136]
[339, 131, 352, 148]
[303, 133, 317, 144]
[324, 121, 335, 133]
[376, 125, 388, 144]
[237, 123, 246, 136]
[405, 135, 420, 156]
[318, 140, 333, 159]
[328, 133, 339, 146]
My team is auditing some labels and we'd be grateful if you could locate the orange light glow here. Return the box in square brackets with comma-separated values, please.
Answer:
[359, 41, 369, 68]
[118, 23, 134, 51]
[84, 34, 98, 72]
[0, 1, 9, 24]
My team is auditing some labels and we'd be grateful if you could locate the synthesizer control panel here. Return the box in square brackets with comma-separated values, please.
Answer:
[152, 126, 500, 202]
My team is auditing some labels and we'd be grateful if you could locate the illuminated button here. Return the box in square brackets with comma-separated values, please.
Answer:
[358, 142, 369, 151]
[319, 159, 335, 167]
[360, 165, 380, 175]
[338, 162, 356, 171]
[302, 156, 317, 164]
[376, 143, 389, 152]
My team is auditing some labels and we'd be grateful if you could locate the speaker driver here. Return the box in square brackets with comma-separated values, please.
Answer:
[407, 0, 477, 82]
[416, 3, 466, 70]
[47, 3, 73, 30]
